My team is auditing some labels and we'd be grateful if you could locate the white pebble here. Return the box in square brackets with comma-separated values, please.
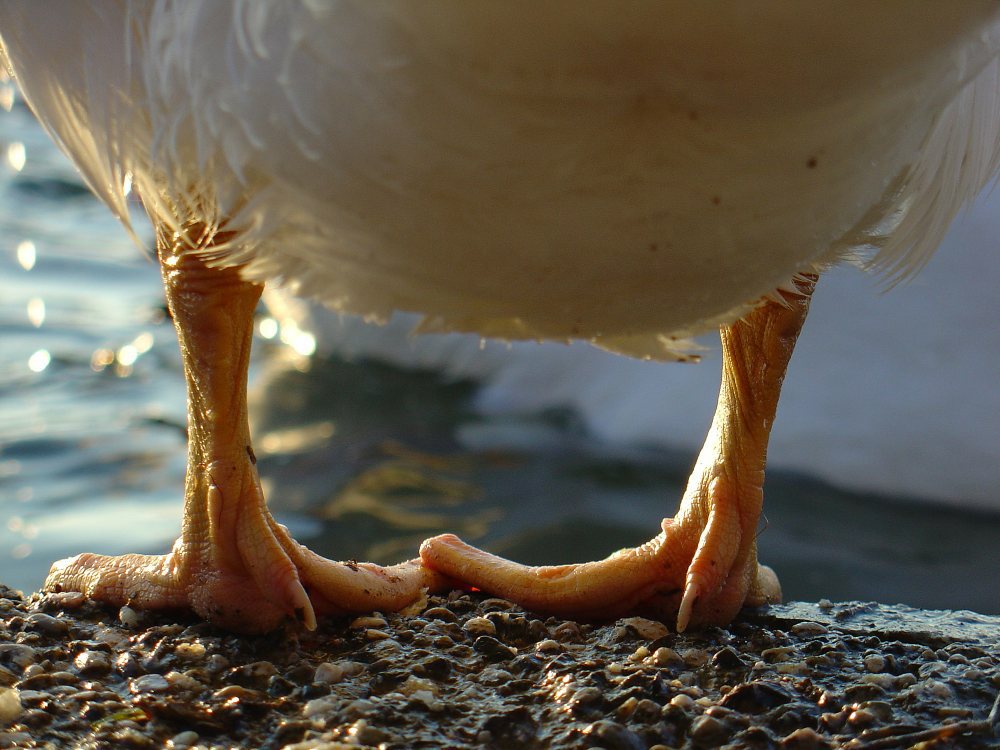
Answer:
[119, 606, 141, 628]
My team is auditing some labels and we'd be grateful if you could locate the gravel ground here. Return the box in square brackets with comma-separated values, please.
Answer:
[0, 583, 997, 749]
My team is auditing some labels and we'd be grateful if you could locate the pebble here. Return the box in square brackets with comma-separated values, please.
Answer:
[0, 645, 35, 671]
[118, 606, 141, 628]
[618, 617, 669, 641]
[583, 719, 645, 750]
[782, 726, 827, 749]
[24, 613, 69, 636]
[790, 621, 828, 636]
[174, 642, 206, 662]
[689, 714, 730, 746]
[74, 650, 112, 676]
[862, 654, 886, 672]
[314, 661, 362, 684]
[0, 689, 21, 724]
[647, 647, 678, 667]
[462, 617, 496, 636]
[129, 674, 170, 694]
[349, 614, 386, 629]
[669, 693, 695, 710]
[422, 607, 458, 623]
[166, 730, 198, 749]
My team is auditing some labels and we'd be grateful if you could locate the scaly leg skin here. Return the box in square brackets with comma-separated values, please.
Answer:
[421, 275, 817, 631]
[45, 226, 448, 634]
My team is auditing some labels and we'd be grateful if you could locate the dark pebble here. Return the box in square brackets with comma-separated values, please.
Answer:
[481, 706, 538, 748]
[721, 681, 794, 713]
[473, 636, 516, 661]
[582, 719, 645, 750]
[711, 646, 749, 672]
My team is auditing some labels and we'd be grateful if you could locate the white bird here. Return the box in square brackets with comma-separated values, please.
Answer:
[1, 1, 997, 633]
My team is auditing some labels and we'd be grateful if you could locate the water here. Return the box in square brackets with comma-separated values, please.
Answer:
[1, 93, 998, 616]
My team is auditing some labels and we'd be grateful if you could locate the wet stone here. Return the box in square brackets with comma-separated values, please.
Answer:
[423, 607, 458, 623]
[711, 646, 748, 672]
[24, 613, 69, 637]
[129, 674, 170, 694]
[75, 650, 112, 676]
[689, 714, 731, 747]
[721, 680, 794, 714]
[583, 719, 646, 750]
[478, 706, 537, 748]
[473, 635, 516, 661]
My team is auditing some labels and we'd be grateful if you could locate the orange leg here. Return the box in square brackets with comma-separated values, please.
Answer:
[421, 275, 817, 631]
[45, 226, 448, 633]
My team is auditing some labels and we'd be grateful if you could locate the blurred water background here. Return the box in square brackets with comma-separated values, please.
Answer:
[1, 84, 998, 616]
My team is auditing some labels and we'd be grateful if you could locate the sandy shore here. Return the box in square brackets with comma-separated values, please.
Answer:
[1, 584, 997, 749]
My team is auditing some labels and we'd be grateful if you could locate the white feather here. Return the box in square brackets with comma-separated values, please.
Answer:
[1, 1, 998, 360]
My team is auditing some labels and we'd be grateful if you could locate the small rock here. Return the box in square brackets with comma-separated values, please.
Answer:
[481, 707, 538, 748]
[314, 661, 361, 684]
[166, 730, 198, 749]
[619, 617, 669, 640]
[119, 606, 141, 628]
[710, 647, 748, 672]
[214, 685, 263, 702]
[583, 719, 645, 750]
[463, 617, 496, 636]
[349, 614, 386, 629]
[721, 681, 793, 714]
[863, 654, 886, 672]
[681, 648, 710, 668]
[552, 621, 584, 642]
[669, 693, 695, 710]
[423, 607, 458, 623]
[0, 645, 36, 671]
[173, 643, 206, 662]
[302, 696, 337, 719]
[653, 647, 684, 667]
[24, 612, 70, 636]
[782, 726, 829, 749]
[347, 718, 393, 745]
[689, 714, 730, 746]
[74, 651, 112, 676]
[473, 636, 515, 661]
[129, 674, 170, 694]
[0, 688, 21, 725]
[790, 621, 828, 636]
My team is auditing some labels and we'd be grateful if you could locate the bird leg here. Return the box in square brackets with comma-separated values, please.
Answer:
[44, 226, 447, 633]
[421, 274, 817, 631]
